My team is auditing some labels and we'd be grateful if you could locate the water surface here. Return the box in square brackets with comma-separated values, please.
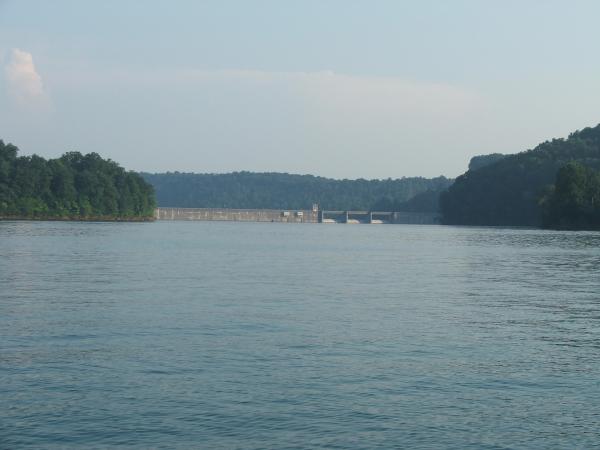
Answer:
[1, 221, 600, 449]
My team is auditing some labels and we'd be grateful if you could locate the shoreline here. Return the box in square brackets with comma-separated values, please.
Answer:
[0, 215, 155, 223]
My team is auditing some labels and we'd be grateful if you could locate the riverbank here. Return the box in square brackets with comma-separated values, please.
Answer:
[0, 215, 155, 222]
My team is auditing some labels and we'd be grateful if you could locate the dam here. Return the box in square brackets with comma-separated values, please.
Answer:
[155, 207, 319, 223]
[155, 207, 440, 224]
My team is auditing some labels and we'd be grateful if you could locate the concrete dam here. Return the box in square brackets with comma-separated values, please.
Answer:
[155, 207, 440, 224]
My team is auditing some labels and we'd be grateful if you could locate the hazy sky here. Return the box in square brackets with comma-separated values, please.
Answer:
[2, 0, 600, 178]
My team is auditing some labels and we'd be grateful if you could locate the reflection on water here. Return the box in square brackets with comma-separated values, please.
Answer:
[1, 221, 600, 449]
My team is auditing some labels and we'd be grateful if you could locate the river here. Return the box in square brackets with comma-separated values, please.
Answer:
[1, 221, 600, 448]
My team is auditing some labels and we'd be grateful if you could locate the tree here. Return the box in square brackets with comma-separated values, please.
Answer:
[0, 141, 156, 219]
[141, 171, 453, 211]
[440, 123, 600, 226]
[542, 162, 600, 229]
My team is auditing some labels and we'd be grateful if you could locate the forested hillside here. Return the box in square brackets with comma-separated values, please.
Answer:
[440, 124, 600, 226]
[0, 140, 155, 220]
[141, 171, 452, 211]
[541, 162, 600, 230]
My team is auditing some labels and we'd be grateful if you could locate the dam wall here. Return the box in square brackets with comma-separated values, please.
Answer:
[155, 207, 440, 224]
[155, 207, 319, 223]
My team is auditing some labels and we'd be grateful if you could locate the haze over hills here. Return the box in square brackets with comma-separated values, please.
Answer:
[141, 172, 453, 212]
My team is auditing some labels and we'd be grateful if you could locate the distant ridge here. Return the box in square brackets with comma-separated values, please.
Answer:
[141, 171, 452, 212]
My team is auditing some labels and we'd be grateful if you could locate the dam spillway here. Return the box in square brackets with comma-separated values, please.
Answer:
[155, 208, 440, 224]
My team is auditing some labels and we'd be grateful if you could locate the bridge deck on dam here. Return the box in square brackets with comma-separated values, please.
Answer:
[155, 207, 440, 224]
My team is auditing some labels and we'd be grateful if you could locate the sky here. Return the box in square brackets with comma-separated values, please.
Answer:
[1, 0, 600, 179]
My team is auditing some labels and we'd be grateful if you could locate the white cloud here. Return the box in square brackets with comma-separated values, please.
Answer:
[4, 48, 46, 106]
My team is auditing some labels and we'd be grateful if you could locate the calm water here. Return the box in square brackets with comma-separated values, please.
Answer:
[1, 221, 600, 449]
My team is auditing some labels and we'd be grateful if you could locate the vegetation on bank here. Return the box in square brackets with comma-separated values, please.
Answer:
[440, 124, 600, 227]
[141, 171, 452, 212]
[0, 140, 155, 220]
[541, 162, 600, 230]
[10, 122, 600, 229]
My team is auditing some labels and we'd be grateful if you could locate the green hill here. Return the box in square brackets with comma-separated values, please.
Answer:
[0, 140, 155, 220]
[440, 124, 600, 227]
[141, 171, 452, 212]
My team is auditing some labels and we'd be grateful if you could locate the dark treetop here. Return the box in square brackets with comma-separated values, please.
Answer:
[141, 171, 452, 212]
[0, 140, 155, 220]
[440, 124, 600, 228]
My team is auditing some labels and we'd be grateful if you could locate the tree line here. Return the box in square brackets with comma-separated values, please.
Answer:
[141, 171, 452, 212]
[0, 140, 155, 220]
[440, 124, 600, 227]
